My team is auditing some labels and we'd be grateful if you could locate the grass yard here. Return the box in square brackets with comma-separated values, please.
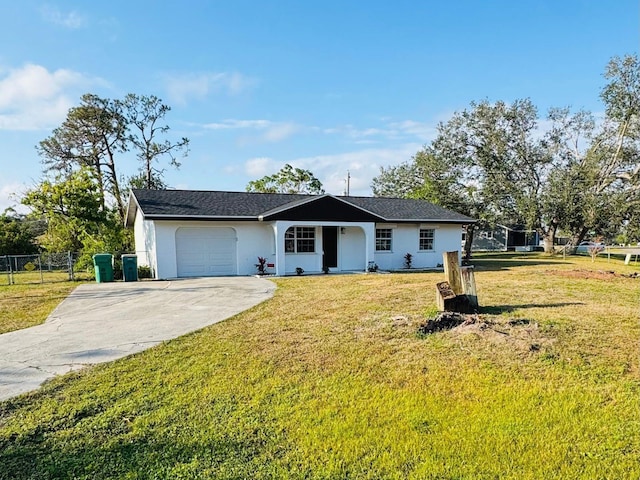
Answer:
[0, 281, 84, 334]
[0, 254, 638, 479]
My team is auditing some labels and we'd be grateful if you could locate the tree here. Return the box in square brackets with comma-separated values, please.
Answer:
[372, 161, 425, 198]
[119, 94, 189, 190]
[449, 100, 557, 250]
[373, 99, 554, 256]
[372, 55, 639, 255]
[543, 55, 640, 247]
[413, 149, 486, 258]
[598, 54, 640, 234]
[37, 93, 128, 219]
[246, 164, 325, 194]
[374, 149, 484, 259]
[37, 93, 189, 221]
[0, 209, 40, 254]
[22, 168, 110, 252]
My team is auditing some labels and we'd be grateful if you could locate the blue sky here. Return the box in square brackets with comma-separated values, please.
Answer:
[0, 1, 637, 211]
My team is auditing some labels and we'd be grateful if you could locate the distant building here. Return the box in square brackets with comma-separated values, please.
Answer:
[470, 225, 539, 252]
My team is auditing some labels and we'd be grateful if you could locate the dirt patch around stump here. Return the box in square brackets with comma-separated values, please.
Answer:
[418, 312, 478, 334]
[547, 269, 640, 280]
[417, 312, 555, 355]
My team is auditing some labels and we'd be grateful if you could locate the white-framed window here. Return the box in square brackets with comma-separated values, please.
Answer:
[419, 228, 435, 250]
[376, 228, 392, 251]
[285, 227, 315, 253]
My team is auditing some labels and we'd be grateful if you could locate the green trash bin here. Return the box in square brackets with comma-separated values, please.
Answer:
[122, 254, 138, 282]
[93, 253, 114, 283]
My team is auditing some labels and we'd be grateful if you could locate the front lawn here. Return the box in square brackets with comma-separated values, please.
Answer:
[0, 254, 638, 479]
[0, 282, 82, 334]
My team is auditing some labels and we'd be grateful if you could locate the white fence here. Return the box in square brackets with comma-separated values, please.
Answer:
[605, 246, 640, 264]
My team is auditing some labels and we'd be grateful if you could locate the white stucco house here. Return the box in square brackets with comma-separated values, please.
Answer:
[124, 189, 475, 278]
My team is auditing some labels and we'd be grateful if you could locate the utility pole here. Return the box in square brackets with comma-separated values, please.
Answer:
[343, 170, 351, 196]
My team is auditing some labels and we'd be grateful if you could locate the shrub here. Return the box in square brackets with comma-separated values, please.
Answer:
[138, 265, 152, 279]
[256, 256, 268, 275]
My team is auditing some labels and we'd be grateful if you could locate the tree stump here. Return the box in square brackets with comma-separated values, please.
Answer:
[437, 252, 480, 314]
[443, 251, 463, 295]
[436, 281, 475, 314]
[460, 266, 478, 309]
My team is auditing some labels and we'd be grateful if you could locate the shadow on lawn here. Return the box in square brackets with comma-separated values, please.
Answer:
[469, 256, 568, 271]
[0, 412, 276, 478]
[481, 302, 585, 315]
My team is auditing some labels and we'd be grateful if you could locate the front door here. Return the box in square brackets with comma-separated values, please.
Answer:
[322, 226, 338, 269]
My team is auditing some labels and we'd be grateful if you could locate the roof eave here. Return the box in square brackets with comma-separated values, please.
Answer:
[124, 191, 138, 228]
[383, 218, 477, 224]
[144, 214, 259, 221]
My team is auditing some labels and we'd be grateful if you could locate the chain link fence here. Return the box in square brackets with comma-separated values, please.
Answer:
[0, 252, 94, 285]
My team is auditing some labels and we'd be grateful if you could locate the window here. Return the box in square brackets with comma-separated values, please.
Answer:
[376, 228, 392, 251]
[285, 227, 315, 253]
[419, 229, 435, 250]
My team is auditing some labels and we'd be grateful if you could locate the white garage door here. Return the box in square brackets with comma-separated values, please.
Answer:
[175, 227, 237, 277]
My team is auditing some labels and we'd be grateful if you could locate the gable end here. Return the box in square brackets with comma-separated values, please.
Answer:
[261, 195, 384, 222]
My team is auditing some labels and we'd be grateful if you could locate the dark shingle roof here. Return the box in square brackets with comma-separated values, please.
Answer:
[126, 189, 474, 225]
[344, 196, 472, 222]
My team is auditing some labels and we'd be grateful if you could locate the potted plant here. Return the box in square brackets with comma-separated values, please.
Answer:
[404, 253, 413, 269]
[255, 256, 268, 275]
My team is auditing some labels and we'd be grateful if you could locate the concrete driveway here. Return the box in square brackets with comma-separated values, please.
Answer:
[0, 277, 276, 401]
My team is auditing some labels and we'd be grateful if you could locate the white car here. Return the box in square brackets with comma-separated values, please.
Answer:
[575, 241, 605, 253]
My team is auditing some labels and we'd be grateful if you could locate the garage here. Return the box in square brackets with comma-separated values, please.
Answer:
[175, 227, 237, 277]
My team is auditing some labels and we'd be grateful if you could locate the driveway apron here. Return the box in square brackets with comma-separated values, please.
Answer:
[0, 277, 275, 401]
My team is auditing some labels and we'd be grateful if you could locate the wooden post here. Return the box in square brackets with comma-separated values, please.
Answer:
[443, 251, 463, 295]
[461, 266, 479, 309]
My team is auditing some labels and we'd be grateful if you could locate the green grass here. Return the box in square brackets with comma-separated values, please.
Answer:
[0, 254, 638, 479]
[0, 281, 84, 334]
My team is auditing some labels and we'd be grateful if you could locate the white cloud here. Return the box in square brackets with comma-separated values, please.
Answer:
[0, 182, 29, 214]
[40, 5, 87, 29]
[0, 64, 99, 130]
[203, 118, 300, 143]
[164, 72, 256, 105]
[295, 145, 421, 196]
[244, 157, 279, 177]
[215, 118, 437, 191]
[388, 120, 437, 141]
[240, 144, 420, 197]
[262, 123, 300, 142]
[204, 119, 271, 130]
[202, 116, 433, 146]
[324, 120, 437, 143]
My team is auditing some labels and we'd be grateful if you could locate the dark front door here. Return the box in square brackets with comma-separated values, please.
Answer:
[322, 226, 338, 268]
